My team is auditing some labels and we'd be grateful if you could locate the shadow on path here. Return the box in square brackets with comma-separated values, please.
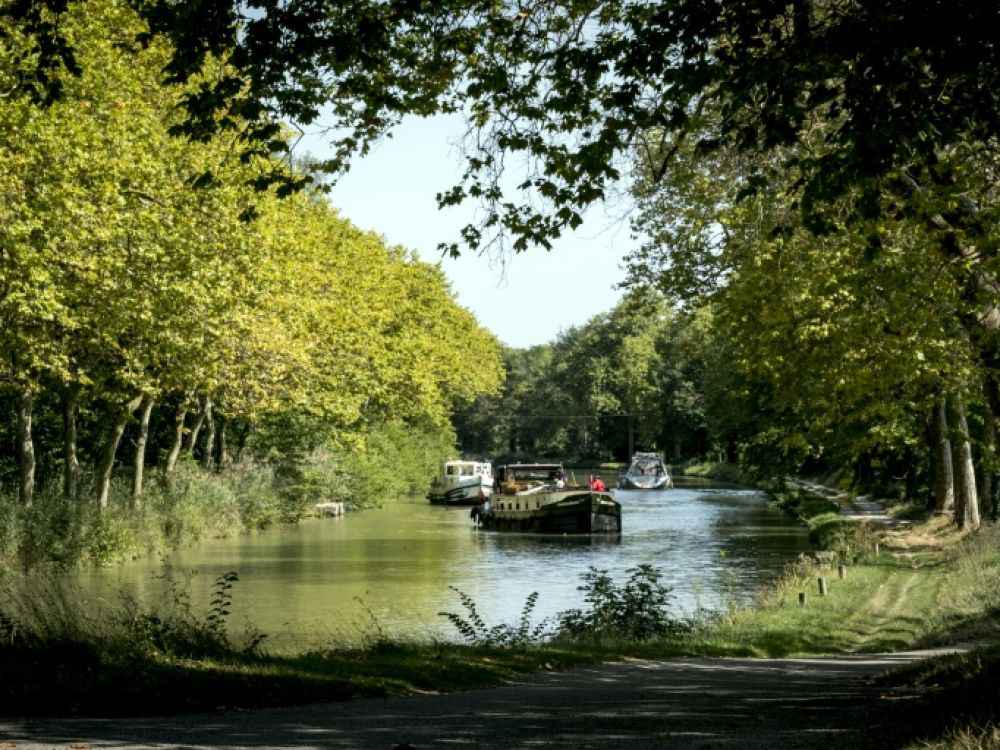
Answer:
[1, 651, 952, 750]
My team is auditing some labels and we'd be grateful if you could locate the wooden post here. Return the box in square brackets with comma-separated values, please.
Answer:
[874, 542, 880, 559]
[798, 592, 807, 607]
[818, 577, 828, 596]
[838, 564, 847, 580]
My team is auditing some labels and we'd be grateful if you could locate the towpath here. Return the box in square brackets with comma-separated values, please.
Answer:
[1, 649, 952, 750]
[785, 478, 904, 527]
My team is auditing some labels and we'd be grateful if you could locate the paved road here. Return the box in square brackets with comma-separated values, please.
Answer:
[0, 651, 944, 750]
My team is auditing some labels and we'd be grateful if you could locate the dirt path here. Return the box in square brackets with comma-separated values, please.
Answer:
[1, 650, 956, 750]
[786, 478, 905, 528]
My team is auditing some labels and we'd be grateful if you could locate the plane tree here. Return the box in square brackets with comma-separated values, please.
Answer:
[6, 1, 996, 252]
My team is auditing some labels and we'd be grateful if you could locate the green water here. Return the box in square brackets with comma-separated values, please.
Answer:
[75, 475, 811, 649]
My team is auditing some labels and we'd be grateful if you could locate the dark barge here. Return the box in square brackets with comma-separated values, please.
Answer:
[473, 464, 621, 535]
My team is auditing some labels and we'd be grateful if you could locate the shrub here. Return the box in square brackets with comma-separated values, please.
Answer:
[555, 565, 688, 641]
[808, 514, 876, 558]
[119, 568, 266, 660]
[439, 565, 689, 647]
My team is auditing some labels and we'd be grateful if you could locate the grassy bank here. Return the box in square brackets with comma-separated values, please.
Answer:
[678, 460, 750, 484]
[0, 421, 449, 570]
[3, 519, 999, 732]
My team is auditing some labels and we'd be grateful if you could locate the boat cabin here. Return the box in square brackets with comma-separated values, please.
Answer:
[442, 460, 493, 483]
[496, 463, 567, 494]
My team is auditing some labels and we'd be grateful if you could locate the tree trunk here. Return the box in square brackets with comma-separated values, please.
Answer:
[933, 397, 955, 512]
[979, 389, 996, 522]
[950, 396, 981, 531]
[132, 395, 155, 506]
[62, 386, 82, 501]
[96, 395, 143, 510]
[218, 415, 229, 469]
[201, 398, 215, 470]
[16, 388, 35, 507]
[165, 403, 187, 475]
[235, 422, 251, 463]
[984, 376, 1000, 520]
[185, 395, 208, 457]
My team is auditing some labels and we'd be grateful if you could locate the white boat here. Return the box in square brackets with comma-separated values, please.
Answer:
[474, 463, 621, 534]
[427, 459, 494, 505]
[619, 452, 672, 490]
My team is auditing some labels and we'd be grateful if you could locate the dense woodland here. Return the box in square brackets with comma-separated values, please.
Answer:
[454, 296, 740, 465]
[0, 1, 503, 565]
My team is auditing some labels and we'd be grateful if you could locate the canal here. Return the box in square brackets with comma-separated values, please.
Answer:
[76, 475, 811, 649]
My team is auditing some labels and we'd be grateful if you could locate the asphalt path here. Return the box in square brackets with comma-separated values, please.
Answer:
[1, 651, 944, 750]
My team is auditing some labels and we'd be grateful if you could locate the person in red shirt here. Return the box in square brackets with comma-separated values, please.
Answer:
[591, 475, 607, 492]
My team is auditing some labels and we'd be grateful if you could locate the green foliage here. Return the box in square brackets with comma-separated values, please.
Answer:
[0, 0, 502, 541]
[555, 565, 687, 641]
[681, 462, 748, 485]
[806, 515, 878, 559]
[438, 588, 545, 648]
[265, 419, 456, 515]
[455, 291, 740, 464]
[768, 486, 842, 525]
[441, 565, 688, 647]
[28, 0, 989, 258]
[120, 568, 265, 660]
[0, 464, 275, 568]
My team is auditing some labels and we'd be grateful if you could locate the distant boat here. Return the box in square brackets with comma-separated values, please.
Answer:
[619, 452, 672, 490]
[427, 459, 494, 505]
[474, 463, 621, 534]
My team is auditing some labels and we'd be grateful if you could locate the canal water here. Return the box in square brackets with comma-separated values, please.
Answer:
[76, 475, 811, 650]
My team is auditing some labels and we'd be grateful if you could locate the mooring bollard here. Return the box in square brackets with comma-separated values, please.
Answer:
[838, 564, 847, 580]
[798, 592, 807, 607]
[818, 577, 829, 596]
[874, 542, 880, 558]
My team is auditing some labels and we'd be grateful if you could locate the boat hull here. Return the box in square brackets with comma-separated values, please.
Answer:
[427, 481, 492, 505]
[619, 475, 671, 490]
[477, 491, 621, 534]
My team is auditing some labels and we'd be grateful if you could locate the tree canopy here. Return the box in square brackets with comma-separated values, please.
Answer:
[5, 1, 997, 254]
[0, 0, 503, 510]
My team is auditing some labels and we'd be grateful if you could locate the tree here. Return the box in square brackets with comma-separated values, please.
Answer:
[0, 0, 505, 511]
[7, 1, 998, 255]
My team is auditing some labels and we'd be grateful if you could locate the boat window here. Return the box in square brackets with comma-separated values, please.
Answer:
[461, 465, 474, 476]
[446, 465, 459, 476]
[515, 502, 520, 511]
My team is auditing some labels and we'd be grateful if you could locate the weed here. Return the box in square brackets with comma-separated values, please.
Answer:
[439, 587, 547, 647]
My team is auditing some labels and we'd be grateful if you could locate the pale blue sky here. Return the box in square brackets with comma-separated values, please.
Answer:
[299, 113, 634, 348]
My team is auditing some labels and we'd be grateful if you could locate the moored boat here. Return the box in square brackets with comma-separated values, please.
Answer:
[427, 459, 494, 505]
[474, 463, 621, 534]
[619, 452, 672, 490]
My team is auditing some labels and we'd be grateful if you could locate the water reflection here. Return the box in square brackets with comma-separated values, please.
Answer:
[75, 476, 810, 649]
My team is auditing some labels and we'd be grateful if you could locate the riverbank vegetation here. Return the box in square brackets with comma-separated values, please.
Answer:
[419, 2, 1000, 540]
[0, 1, 503, 569]
[3, 517, 998, 748]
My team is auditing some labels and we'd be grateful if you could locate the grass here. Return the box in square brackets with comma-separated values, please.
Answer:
[679, 460, 749, 484]
[768, 483, 844, 524]
[3, 518, 999, 721]
[874, 646, 1000, 749]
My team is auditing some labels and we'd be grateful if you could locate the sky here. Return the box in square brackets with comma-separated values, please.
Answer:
[298, 113, 635, 348]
